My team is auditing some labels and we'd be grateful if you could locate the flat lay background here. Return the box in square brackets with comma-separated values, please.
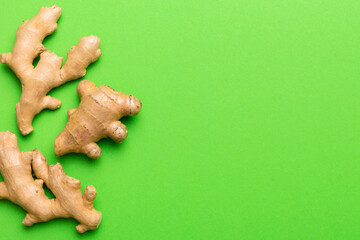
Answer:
[0, 0, 360, 239]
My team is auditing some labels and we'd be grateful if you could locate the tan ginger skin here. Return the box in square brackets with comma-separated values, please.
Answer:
[55, 80, 142, 159]
[0, 5, 101, 136]
[0, 131, 101, 233]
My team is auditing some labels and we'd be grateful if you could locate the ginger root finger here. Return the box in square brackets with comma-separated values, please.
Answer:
[0, 6, 101, 135]
[107, 121, 128, 143]
[0, 131, 102, 233]
[60, 36, 101, 82]
[82, 143, 102, 159]
[77, 79, 97, 98]
[55, 80, 142, 159]
[68, 108, 77, 117]
[83, 185, 97, 209]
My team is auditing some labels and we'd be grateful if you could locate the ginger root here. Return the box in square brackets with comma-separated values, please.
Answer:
[0, 5, 101, 135]
[55, 80, 142, 159]
[0, 131, 101, 233]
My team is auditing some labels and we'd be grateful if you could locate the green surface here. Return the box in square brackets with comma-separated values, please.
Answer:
[0, 0, 359, 239]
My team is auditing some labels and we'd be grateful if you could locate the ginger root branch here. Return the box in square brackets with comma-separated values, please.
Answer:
[0, 131, 101, 232]
[0, 6, 101, 135]
[55, 80, 142, 159]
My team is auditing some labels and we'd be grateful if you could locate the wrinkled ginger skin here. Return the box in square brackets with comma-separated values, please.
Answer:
[0, 5, 101, 136]
[55, 80, 142, 159]
[0, 131, 102, 233]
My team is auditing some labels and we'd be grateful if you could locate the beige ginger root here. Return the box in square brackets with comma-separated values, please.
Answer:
[0, 5, 101, 136]
[0, 131, 101, 233]
[55, 80, 142, 159]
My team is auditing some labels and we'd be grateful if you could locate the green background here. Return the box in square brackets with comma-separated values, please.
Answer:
[0, 0, 359, 239]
